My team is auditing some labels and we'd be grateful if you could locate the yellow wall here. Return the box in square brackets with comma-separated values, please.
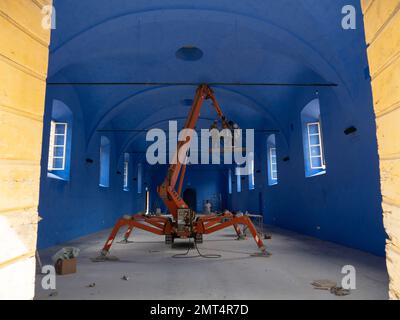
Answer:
[362, 0, 400, 299]
[0, 0, 52, 299]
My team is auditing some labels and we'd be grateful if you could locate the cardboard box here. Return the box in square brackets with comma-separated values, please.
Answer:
[55, 258, 77, 275]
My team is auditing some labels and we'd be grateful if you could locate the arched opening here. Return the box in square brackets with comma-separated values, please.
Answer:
[99, 136, 110, 187]
[144, 187, 150, 214]
[0, 0, 394, 300]
[137, 162, 143, 194]
[301, 98, 326, 177]
[267, 134, 278, 186]
[248, 152, 255, 190]
[123, 153, 130, 191]
[228, 168, 232, 194]
[47, 100, 73, 181]
[183, 188, 197, 211]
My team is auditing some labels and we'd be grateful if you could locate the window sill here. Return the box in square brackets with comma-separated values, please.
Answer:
[47, 172, 68, 181]
[306, 170, 326, 178]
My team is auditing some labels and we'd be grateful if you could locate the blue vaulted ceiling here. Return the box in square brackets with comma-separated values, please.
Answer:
[48, 0, 369, 157]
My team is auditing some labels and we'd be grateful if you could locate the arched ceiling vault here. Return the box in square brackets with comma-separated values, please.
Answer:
[88, 85, 283, 147]
[48, 0, 368, 157]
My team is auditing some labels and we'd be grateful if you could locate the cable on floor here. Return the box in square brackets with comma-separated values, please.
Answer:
[171, 238, 196, 259]
[193, 240, 221, 259]
[171, 238, 221, 259]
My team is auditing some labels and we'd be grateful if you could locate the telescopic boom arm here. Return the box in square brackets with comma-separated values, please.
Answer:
[157, 84, 230, 219]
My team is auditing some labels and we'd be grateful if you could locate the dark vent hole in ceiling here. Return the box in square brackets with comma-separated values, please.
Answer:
[176, 46, 203, 61]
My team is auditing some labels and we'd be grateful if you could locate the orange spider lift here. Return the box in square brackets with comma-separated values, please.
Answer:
[98, 84, 269, 258]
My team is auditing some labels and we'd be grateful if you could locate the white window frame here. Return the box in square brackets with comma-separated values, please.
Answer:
[235, 166, 242, 193]
[248, 157, 255, 190]
[228, 169, 232, 195]
[269, 147, 278, 181]
[48, 121, 67, 171]
[307, 122, 326, 170]
[123, 156, 129, 191]
[145, 187, 150, 215]
[99, 136, 110, 188]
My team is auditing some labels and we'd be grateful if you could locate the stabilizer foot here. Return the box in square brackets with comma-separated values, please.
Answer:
[236, 235, 246, 240]
[91, 251, 119, 262]
[250, 251, 271, 257]
[91, 255, 119, 262]
[118, 239, 134, 244]
[250, 247, 272, 257]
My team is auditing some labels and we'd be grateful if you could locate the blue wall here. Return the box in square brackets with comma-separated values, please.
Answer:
[38, 84, 386, 255]
[38, 1, 387, 256]
[228, 87, 386, 256]
[38, 88, 145, 249]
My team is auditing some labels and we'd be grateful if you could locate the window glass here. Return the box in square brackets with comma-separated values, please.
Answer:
[267, 134, 278, 186]
[99, 136, 110, 187]
[301, 99, 326, 177]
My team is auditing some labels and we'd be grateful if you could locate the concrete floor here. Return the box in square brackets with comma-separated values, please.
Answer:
[35, 226, 389, 300]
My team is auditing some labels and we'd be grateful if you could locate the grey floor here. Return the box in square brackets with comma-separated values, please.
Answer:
[35, 226, 389, 300]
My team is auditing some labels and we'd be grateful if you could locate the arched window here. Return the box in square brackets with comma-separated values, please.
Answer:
[267, 134, 278, 186]
[47, 100, 73, 181]
[248, 152, 255, 190]
[228, 168, 232, 195]
[123, 153, 130, 191]
[236, 166, 242, 193]
[145, 187, 150, 215]
[137, 163, 142, 194]
[301, 99, 326, 177]
[99, 136, 110, 187]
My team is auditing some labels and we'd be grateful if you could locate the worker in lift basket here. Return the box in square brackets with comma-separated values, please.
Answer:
[204, 200, 212, 214]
